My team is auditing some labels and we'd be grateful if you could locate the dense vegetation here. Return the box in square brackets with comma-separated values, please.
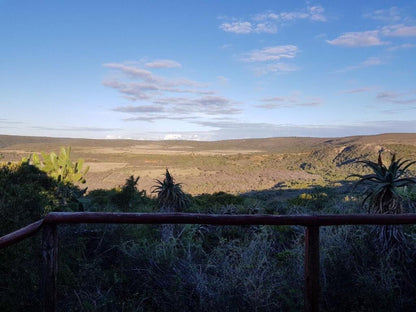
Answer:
[1, 147, 416, 311]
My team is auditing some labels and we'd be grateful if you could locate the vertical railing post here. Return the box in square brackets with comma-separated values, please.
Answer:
[42, 223, 58, 312]
[304, 225, 320, 312]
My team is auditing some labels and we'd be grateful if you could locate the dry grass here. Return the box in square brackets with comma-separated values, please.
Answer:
[1, 133, 415, 195]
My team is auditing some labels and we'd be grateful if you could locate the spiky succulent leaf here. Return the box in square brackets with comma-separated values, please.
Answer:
[151, 169, 189, 212]
[352, 153, 416, 213]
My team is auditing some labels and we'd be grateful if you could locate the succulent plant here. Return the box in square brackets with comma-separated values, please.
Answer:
[28, 147, 89, 184]
[351, 152, 416, 214]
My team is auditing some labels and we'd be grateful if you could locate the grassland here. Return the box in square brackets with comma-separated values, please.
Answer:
[1, 133, 416, 195]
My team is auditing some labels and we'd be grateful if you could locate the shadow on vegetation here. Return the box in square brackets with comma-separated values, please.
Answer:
[2, 161, 416, 311]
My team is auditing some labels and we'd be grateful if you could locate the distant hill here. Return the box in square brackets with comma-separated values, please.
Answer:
[1, 133, 416, 194]
[1, 133, 416, 151]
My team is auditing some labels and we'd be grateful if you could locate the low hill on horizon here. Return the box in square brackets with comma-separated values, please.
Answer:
[1, 133, 416, 195]
[1, 132, 416, 151]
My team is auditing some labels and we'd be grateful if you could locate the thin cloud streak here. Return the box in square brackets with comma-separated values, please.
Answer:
[376, 91, 416, 104]
[242, 45, 298, 62]
[327, 31, 388, 47]
[32, 126, 120, 132]
[382, 24, 416, 37]
[342, 86, 377, 94]
[256, 94, 322, 109]
[220, 5, 327, 34]
[145, 59, 182, 68]
[336, 57, 383, 72]
[363, 7, 402, 22]
[253, 63, 298, 75]
[328, 24, 416, 47]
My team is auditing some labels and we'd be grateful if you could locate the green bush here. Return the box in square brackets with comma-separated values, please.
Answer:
[3, 158, 416, 311]
[0, 161, 87, 311]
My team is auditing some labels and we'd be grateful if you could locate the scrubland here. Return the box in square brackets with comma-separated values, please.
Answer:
[1, 133, 416, 311]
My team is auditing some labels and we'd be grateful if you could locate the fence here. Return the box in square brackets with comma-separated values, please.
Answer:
[2, 212, 416, 312]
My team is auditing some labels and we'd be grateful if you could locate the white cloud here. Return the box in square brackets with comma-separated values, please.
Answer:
[307, 6, 327, 22]
[253, 63, 298, 75]
[103, 61, 212, 102]
[327, 31, 388, 47]
[102, 80, 151, 100]
[240, 45, 299, 75]
[253, 5, 327, 23]
[328, 22, 416, 48]
[145, 59, 182, 68]
[243, 45, 298, 62]
[220, 5, 326, 35]
[253, 12, 280, 21]
[219, 20, 278, 34]
[152, 96, 241, 115]
[254, 23, 278, 34]
[363, 7, 401, 22]
[103, 63, 154, 79]
[220, 21, 253, 34]
[382, 24, 416, 37]
[103, 61, 241, 124]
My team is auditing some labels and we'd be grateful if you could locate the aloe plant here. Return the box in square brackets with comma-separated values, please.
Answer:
[351, 152, 416, 214]
[152, 169, 190, 241]
[152, 169, 189, 213]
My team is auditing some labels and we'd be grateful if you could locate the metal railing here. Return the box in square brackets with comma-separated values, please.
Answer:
[2, 212, 416, 312]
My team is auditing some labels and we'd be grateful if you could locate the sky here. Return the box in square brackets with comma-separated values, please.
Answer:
[1, 0, 416, 141]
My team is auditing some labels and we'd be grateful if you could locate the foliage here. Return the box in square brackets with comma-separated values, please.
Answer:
[0, 161, 56, 232]
[26, 146, 89, 184]
[2, 151, 416, 311]
[0, 160, 85, 311]
[351, 152, 416, 213]
[192, 191, 244, 213]
[110, 175, 147, 211]
[152, 169, 190, 213]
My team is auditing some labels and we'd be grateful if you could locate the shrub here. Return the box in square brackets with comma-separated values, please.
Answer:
[351, 152, 416, 214]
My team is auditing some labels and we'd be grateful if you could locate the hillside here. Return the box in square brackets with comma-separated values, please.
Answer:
[1, 133, 416, 195]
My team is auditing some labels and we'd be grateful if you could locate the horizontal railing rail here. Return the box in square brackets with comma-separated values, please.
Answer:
[2, 212, 416, 312]
[43, 211, 416, 226]
[0, 219, 44, 249]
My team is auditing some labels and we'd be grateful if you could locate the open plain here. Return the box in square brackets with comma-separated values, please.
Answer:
[1, 133, 416, 195]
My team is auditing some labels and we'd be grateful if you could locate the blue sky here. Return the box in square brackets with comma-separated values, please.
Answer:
[1, 0, 416, 141]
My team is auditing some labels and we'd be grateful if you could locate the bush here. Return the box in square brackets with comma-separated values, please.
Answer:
[0, 161, 86, 311]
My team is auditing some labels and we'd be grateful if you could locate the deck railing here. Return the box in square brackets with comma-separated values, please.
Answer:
[2, 212, 416, 312]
